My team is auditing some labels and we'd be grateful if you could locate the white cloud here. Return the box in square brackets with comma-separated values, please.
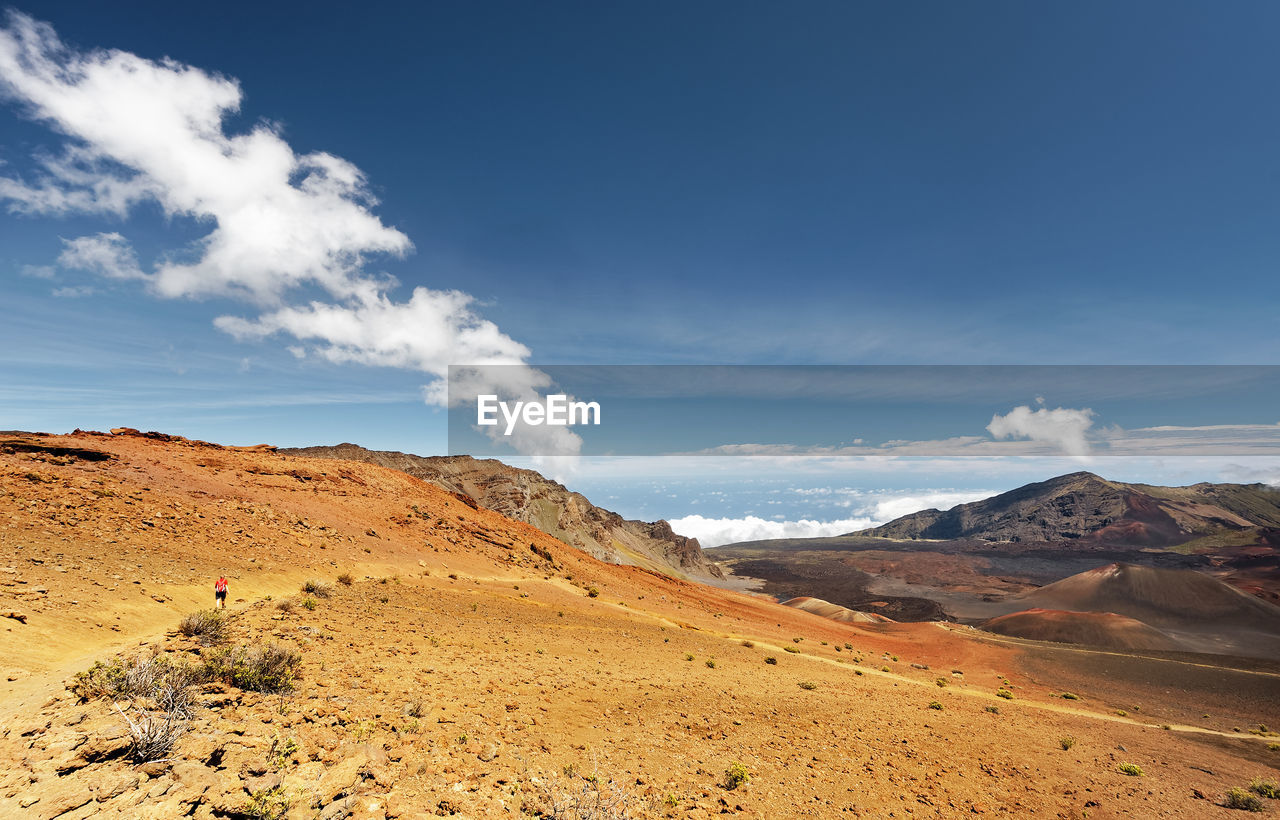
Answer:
[57, 232, 146, 280]
[0, 12, 409, 303]
[20, 263, 54, 278]
[668, 514, 877, 547]
[0, 12, 571, 460]
[986, 404, 1095, 456]
[50, 284, 94, 298]
[866, 490, 994, 521]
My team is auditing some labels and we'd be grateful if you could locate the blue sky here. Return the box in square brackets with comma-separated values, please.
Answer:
[3, 3, 1280, 539]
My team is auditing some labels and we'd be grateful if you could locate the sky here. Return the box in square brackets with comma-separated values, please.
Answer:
[3, 2, 1280, 543]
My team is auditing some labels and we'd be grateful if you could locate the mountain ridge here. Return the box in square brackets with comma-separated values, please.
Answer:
[283, 443, 724, 580]
[854, 471, 1280, 548]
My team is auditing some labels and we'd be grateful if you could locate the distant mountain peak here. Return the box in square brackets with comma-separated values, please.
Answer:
[856, 473, 1280, 547]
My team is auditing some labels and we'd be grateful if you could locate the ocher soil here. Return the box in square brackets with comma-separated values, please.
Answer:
[1, 432, 1278, 818]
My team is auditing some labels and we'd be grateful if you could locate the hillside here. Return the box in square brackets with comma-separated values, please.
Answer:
[857, 471, 1280, 548]
[2, 431, 1280, 818]
[979, 609, 1187, 652]
[284, 444, 723, 580]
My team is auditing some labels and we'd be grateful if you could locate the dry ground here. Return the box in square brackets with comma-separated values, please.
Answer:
[1, 431, 1278, 818]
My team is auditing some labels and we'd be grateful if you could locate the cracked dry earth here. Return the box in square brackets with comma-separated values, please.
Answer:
[1, 431, 1278, 818]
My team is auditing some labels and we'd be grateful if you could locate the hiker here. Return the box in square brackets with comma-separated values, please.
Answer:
[214, 575, 228, 609]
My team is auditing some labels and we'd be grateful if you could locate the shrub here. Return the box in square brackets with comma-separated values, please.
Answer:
[798, 681, 817, 690]
[1268, 743, 1280, 752]
[73, 653, 196, 704]
[245, 785, 291, 820]
[764, 657, 777, 665]
[587, 586, 600, 598]
[179, 609, 229, 646]
[114, 700, 188, 763]
[984, 705, 1000, 714]
[783, 645, 801, 655]
[301, 597, 316, 611]
[1224, 787, 1265, 812]
[275, 599, 293, 613]
[336, 572, 354, 586]
[935, 678, 948, 688]
[1060, 692, 1079, 700]
[1118, 763, 1144, 777]
[201, 643, 301, 693]
[705, 659, 716, 669]
[741, 640, 754, 648]
[723, 762, 750, 790]
[1059, 737, 1075, 750]
[996, 689, 1014, 700]
[1250, 778, 1280, 799]
[533, 768, 636, 819]
[684, 653, 694, 662]
[928, 701, 943, 710]
[301, 579, 331, 598]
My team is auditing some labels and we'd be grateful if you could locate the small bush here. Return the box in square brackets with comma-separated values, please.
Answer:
[935, 678, 948, 688]
[336, 572, 354, 586]
[1268, 742, 1280, 752]
[1250, 778, 1280, 799]
[201, 644, 301, 693]
[245, 785, 291, 819]
[927, 701, 943, 710]
[723, 762, 750, 790]
[302, 579, 331, 598]
[114, 700, 188, 763]
[73, 653, 196, 703]
[741, 640, 754, 648]
[798, 681, 817, 690]
[179, 609, 229, 646]
[1224, 787, 1265, 812]
[1118, 762, 1144, 777]
[984, 705, 1000, 714]
[1059, 737, 1075, 751]
[784, 645, 800, 654]
[705, 659, 716, 669]
[1060, 692, 1079, 700]
[764, 657, 777, 665]
[301, 597, 316, 611]
[587, 586, 600, 598]
[996, 689, 1014, 700]
[275, 599, 293, 613]
[684, 653, 694, 662]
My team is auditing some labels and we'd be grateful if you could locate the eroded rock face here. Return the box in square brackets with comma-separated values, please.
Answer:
[285, 445, 724, 579]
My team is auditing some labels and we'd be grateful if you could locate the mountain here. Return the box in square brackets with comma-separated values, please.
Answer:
[856, 471, 1280, 547]
[283, 443, 723, 580]
[978, 609, 1185, 652]
[1012, 562, 1280, 631]
[781, 596, 893, 624]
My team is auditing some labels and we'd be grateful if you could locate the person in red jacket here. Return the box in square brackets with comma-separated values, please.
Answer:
[214, 575, 228, 609]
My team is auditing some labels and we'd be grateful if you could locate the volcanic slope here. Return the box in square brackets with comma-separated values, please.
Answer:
[284, 443, 722, 579]
[980, 610, 1186, 652]
[1, 431, 1278, 818]
[996, 562, 1280, 658]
